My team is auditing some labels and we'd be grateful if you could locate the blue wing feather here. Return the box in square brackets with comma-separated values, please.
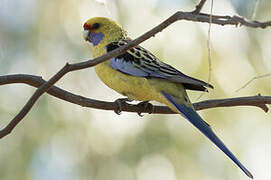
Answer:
[110, 57, 148, 77]
[162, 92, 253, 179]
[110, 57, 165, 78]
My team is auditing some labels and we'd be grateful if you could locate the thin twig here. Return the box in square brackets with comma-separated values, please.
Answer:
[0, 0, 271, 138]
[197, 0, 213, 100]
[0, 74, 270, 114]
[236, 73, 271, 92]
[251, 0, 260, 20]
[206, 0, 213, 89]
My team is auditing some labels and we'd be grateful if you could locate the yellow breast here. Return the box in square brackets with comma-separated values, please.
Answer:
[94, 61, 158, 101]
[92, 45, 155, 101]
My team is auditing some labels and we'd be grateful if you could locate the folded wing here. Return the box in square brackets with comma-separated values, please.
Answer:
[106, 39, 213, 91]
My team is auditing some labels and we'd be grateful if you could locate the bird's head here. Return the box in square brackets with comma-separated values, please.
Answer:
[83, 17, 126, 46]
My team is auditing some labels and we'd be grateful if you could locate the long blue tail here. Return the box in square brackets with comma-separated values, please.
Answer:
[162, 92, 253, 179]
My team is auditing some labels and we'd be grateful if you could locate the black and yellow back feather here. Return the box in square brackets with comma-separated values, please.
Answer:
[106, 39, 213, 91]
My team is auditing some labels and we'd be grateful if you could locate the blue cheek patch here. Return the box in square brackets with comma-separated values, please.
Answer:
[89, 32, 104, 46]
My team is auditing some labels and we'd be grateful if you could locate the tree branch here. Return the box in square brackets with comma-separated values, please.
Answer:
[0, 74, 270, 114]
[1, 0, 271, 138]
[193, 0, 207, 14]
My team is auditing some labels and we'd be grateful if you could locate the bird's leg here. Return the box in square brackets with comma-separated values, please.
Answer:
[136, 101, 154, 117]
[114, 98, 133, 115]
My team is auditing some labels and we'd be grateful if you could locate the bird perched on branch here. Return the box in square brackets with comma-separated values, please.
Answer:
[83, 17, 253, 178]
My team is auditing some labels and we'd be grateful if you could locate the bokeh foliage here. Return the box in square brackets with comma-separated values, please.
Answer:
[0, 0, 271, 179]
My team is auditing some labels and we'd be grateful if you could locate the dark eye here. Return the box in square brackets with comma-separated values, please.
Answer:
[92, 23, 100, 30]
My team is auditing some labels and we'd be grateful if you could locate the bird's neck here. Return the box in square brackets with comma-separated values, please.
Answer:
[92, 34, 126, 58]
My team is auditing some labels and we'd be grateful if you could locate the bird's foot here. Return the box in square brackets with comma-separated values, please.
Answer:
[136, 101, 154, 117]
[114, 98, 132, 115]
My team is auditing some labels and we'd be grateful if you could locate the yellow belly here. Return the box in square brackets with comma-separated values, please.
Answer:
[95, 61, 160, 101]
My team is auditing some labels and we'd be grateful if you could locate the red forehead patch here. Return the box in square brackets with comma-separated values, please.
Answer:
[83, 23, 91, 30]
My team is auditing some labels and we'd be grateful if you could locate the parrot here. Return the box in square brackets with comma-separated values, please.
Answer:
[82, 17, 253, 178]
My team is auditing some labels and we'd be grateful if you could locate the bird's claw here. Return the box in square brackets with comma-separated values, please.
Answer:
[136, 101, 154, 117]
[114, 98, 131, 115]
[137, 111, 144, 117]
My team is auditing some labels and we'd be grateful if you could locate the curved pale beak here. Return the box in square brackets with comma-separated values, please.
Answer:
[83, 30, 90, 42]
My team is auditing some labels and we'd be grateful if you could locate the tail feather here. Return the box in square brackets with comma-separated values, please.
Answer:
[162, 92, 253, 179]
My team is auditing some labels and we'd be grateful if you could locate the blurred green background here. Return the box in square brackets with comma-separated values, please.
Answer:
[0, 0, 271, 179]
